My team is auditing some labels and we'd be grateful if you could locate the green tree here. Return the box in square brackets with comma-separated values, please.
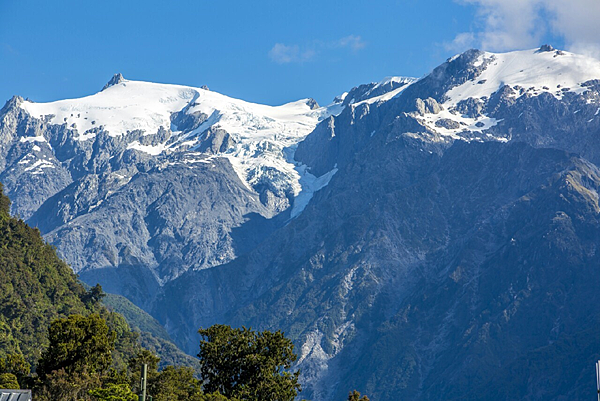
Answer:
[89, 383, 137, 401]
[152, 365, 203, 401]
[85, 284, 106, 306]
[348, 390, 370, 401]
[0, 353, 30, 388]
[128, 350, 204, 401]
[197, 324, 300, 401]
[37, 314, 116, 379]
[0, 372, 19, 389]
[35, 368, 100, 401]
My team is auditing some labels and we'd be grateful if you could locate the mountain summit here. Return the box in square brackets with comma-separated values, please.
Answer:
[3, 47, 600, 399]
[101, 73, 125, 91]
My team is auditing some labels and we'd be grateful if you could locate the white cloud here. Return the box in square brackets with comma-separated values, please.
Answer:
[336, 35, 366, 52]
[269, 43, 315, 64]
[269, 35, 367, 64]
[445, 32, 476, 52]
[451, 0, 600, 58]
[545, 0, 600, 58]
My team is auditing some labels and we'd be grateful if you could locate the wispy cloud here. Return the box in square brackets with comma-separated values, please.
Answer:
[449, 0, 600, 58]
[336, 35, 367, 52]
[269, 35, 367, 64]
[269, 43, 316, 64]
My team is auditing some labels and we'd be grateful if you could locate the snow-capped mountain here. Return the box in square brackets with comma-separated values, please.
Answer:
[150, 46, 600, 400]
[21, 75, 338, 215]
[418, 46, 600, 140]
[4, 45, 600, 400]
[0, 73, 414, 300]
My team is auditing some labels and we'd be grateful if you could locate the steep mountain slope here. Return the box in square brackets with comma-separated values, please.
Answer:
[153, 46, 600, 400]
[0, 180, 196, 376]
[4, 45, 600, 400]
[0, 75, 415, 305]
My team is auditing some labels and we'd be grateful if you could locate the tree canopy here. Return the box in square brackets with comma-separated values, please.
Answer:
[37, 313, 116, 378]
[198, 324, 301, 401]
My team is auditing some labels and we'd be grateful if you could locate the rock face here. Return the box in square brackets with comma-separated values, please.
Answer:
[101, 73, 125, 91]
[0, 75, 404, 305]
[152, 48, 600, 400]
[4, 48, 600, 400]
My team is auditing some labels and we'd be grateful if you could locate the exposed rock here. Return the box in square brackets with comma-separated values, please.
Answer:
[197, 127, 237, 154]
[537, 44, 555, 53]
[306, 98, 320, 110]
[435, 118, 460, 129]
[414, 97, 443, 115]
[456, 97, 485, 118]
[102, 73, 125, 91]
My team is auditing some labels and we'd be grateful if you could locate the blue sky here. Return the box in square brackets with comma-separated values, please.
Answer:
[1, 0, 591, 106]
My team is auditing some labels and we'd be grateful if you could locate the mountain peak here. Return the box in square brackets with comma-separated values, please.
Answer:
[537, 44, 555, 53]
[306, 98, 319, 110]
[102, 73, 125, 91]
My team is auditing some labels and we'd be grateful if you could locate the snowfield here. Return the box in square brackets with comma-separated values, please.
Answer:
[20, 76, 410, 217]
[417, 47, 600, 141]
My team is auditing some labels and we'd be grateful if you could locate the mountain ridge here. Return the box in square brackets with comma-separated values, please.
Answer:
[3, 45, 600, 399]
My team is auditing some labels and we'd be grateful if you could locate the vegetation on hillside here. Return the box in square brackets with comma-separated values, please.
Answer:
[0, 183, 306, 400]
[102, 293, 198, 370]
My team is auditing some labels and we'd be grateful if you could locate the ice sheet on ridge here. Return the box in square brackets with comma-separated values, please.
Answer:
[18, 78, 360, 217]
[415, 47, 600, 141]
[445, 48, 600, 105]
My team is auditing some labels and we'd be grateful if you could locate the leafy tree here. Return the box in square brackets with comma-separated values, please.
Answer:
[128, 349, 160, 396]
[89, 383, 137, 401]
[86, 284, 107, 306]
[2, 353, 30, 377]
[348, 390, 370, 401]
[151, 365, 203, 401]
[0, 353, 30, 388]
[0, 372, 19, 389]
[35, 368, 100, 401]
[199, 392, 239, 401]
[128, 350, 204, 401]
[37, 314, 116, 379]
[198, 324, 300, 401]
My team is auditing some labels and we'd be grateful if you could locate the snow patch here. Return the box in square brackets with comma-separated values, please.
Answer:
[24, 159, 54, 172]
[127, 141, 169, 156]
[290, 166, 338, 218]
[21, 79, 345, 217]
[19, 136, 46, 143]
[446, 48, 600, 105]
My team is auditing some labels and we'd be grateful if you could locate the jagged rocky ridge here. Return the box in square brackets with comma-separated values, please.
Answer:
[3, 46, 600, 399]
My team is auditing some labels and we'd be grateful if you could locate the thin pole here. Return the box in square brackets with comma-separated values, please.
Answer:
[140, 363, 148, 401]
[596, 361, 600, 401]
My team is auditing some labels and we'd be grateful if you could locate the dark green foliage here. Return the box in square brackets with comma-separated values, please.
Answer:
[88, 383, 138, 401]
[103, 293, 170, 342]
[0, 372, 19, 389]
[348, 390, 370, 401]
[0, 353, 30, 377]
[198, 324, 300, 401]
[85, 284, 106, 306]
[37, 314, 116, 378]
[0, 184, 93, 366]
[128, 349, 205, 401]
[0, 353, 30, 388]
[151, 365, 203, 400]
[198, 393, 239, 401]
[103, 293, 197, 371]
[35, 368, 101, 401]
